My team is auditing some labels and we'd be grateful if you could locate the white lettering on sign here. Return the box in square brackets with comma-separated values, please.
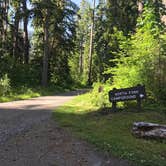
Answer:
[111, 95, 136, 101]
[115, 92, 128, 96]
[140, 94, 144, 98]
[109, 85, 146, 102]
[128, 90, 139, 95]
[114, 90, 139, 97]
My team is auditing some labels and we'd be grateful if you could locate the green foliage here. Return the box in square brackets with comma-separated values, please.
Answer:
[32, 0, 78, 86]
[69, 0, 92, 84]
[10, 64, 40, 87]
[105, 4, 166, 102]
[0, 85, 68, 103]
[89, 82, 111, 107]
[0, 0, 79, 90]
[0, 87, 39, 103]
[0, 74, 11, 96]
[106, 0, 138, 34]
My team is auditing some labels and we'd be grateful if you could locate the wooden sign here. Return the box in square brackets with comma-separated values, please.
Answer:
[109, 85, 146, 110]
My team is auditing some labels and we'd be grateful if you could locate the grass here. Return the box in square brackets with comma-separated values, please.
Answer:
[0, 89, 39, 102]
[0, 85, 70, 103]
[53, 93, 166, 166]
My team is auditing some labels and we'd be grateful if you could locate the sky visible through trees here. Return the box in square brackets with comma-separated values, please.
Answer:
[72, 0, 96, 6]
[28, 0, 97, 32]
[72, 0, 82, 5]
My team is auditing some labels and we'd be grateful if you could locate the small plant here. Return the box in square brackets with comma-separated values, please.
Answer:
[0, 74, 11, 96]
[90, 82, 111, 108]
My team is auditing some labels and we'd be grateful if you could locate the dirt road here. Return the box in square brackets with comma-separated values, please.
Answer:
[0, 91, 132, 166]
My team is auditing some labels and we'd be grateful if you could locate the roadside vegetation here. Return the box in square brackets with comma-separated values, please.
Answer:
[0, 73, 75, 102]
[53, 93, 166, 166]
[0, 85, 67, 103]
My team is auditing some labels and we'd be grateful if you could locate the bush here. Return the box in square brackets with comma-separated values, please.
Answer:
[0, 74, 11, 96]
[9, 64, 40, 87]
[90, 82, 112, 108]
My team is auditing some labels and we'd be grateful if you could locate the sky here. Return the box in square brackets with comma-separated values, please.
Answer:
[72, 0, 82, 5]
[72, 0, 97, 6]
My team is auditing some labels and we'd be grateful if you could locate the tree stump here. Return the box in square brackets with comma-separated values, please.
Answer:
[132, 122, 166, 139]
[98, 86, 103, 93]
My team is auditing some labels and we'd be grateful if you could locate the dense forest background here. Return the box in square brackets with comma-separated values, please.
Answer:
[0, 0, 166, 104]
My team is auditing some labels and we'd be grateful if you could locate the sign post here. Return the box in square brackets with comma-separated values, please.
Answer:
[109, 85, 146, 111]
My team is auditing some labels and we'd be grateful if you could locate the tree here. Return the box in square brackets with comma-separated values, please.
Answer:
[32, 0, 56, 87]
[12, 0, 20, 60]
[22, 0, 30, 64]
[106, 0, 138, 34]
[32, 0, 78, 86]
[108, 3, 166, 101]
[87, 0, 96, 85]
[70, 0, 92, 84]
[0, 0, 10, 57]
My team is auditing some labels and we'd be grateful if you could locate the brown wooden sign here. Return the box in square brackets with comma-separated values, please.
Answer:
[109, 85, 146, 110]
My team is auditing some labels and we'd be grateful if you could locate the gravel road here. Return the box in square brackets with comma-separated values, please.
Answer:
[0, 90, 133, 166]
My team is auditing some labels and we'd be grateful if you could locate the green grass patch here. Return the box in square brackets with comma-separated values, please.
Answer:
[53, 93, 166, 166]
[0, 88, 39, 102]
[0, 85, 69, 103]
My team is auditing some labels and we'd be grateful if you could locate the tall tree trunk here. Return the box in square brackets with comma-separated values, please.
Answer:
[13, 10, 19, 61]
[137, 1, 144, 14]
[1, 0, 9, 42]
[88, 0, 96, 85]
[22, 0, 29, 64]
[79, 37, 83, 74]
[42, 8, 50, 87]
[3, 0, 7, 41]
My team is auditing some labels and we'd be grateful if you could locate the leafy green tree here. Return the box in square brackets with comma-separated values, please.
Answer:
[108, 3, 166, 101]
[32, 0, 78, 86]
[70, 0, 92, 84]
[91, 0, 139, 83]
[106, 0, 138, 34]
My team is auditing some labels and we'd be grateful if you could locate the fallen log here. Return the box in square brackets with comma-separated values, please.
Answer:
[132, 122, 166, 139]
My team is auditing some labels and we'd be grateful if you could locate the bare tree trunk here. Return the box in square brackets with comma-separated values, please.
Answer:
[79, 37, 83, 74]
[13, 10, 19, 61]
[88, 0, 96, 85]
[1, 0, 9, 42]
[22, 0, 29, 64]
[42, 8, 50, 87]
[3, 0, 7, 41]
[137, 1, 144, 14]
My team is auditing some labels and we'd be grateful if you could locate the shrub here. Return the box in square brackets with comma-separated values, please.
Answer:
[90, 82, 112, 108]
[0, 74, 11, 96]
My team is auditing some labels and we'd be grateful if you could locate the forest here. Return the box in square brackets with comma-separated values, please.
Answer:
[0, 0, 166, 104]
